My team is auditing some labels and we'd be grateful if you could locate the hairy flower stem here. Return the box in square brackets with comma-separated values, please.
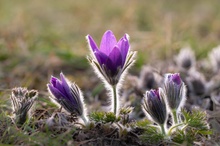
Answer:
[112, 85, 117, 115]
[160, 124, 166, 135]
[172, 109, 178, 125]
[81, 114, 89, 125]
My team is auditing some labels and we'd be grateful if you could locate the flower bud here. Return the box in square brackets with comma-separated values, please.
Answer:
[47, 72, 88, 124]
[10, 87, 38, 125]
[164, 73, 186, 111]
[142, 88, 167, 125]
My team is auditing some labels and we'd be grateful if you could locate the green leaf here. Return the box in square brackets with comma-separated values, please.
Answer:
[171, 108, 212, 144]
[136, 119, 152, 129]
[104, 112, 117, 123]
[119, 106, 134, 115]
[89, 111, 105, 123]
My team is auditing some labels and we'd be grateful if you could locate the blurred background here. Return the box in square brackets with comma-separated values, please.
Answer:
[0, 0, 220, 91]
[1, 1, 220, 144]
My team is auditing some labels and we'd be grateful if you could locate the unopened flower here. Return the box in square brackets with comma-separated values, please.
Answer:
[86, 30, 135, 85]
[10, 87, 38, 125]
[164, 73, 186, 111]
[142, 88, 167, 125]
[175, 47, 195, 70]
[47, 72, 88, 124]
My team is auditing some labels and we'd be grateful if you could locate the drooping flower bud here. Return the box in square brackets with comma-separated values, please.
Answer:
[47, 72, 88, 124]
[10, 87, 38, 125]
[164, 73, 186, 111]
[142, 88, 167, 125]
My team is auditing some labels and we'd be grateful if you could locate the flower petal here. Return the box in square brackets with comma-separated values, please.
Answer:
[100, 30, 117, 55]
[105, 46, 122, 76]
[60, 73, 72, 101]
[172, 73, 182, 85]
[108, 46, 122, 68]
[117, 34, 129, 66]
[48, 84, 65, 100]
[105, 57, 116, 76]
[55, 79, 66, 95]
[94, 51, 109, 65]
[86, 35, 99, 52]
[50, 76, 58, 87]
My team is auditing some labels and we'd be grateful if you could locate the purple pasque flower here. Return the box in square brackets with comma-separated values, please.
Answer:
[164, 73, 186, 111]
[87, 30, 135, 85]
[47, 73, 86, 116]
[142, 88, 167, 125]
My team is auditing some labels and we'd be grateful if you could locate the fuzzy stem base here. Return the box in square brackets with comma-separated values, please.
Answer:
[81, 114, 89, 125]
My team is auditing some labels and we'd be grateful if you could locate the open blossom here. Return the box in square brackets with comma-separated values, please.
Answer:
[47, 73, 86, 117]
[164, 73, 186, 111]
[86, 30, 135, 85]
[142, 88, 167, 125]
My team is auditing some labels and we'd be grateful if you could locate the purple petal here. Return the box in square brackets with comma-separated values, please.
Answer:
[108, 46, 122, 68]
[172, 73, 182, 85]
[100, 30, 117, 55]
[117, 34, 129, 66]
[105, 46, 122, 76]
[149, 90, 156, 97]
[48, 84, 66, 100]
[94, 51, 109, 65]
[154, 90, 160, 100]
[105, 57, 116, 75]
[50, 76, 58, 87]
[55, 79, 66, 96]
[86, 35, 99, 52]
[60, 73, 72, 100]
